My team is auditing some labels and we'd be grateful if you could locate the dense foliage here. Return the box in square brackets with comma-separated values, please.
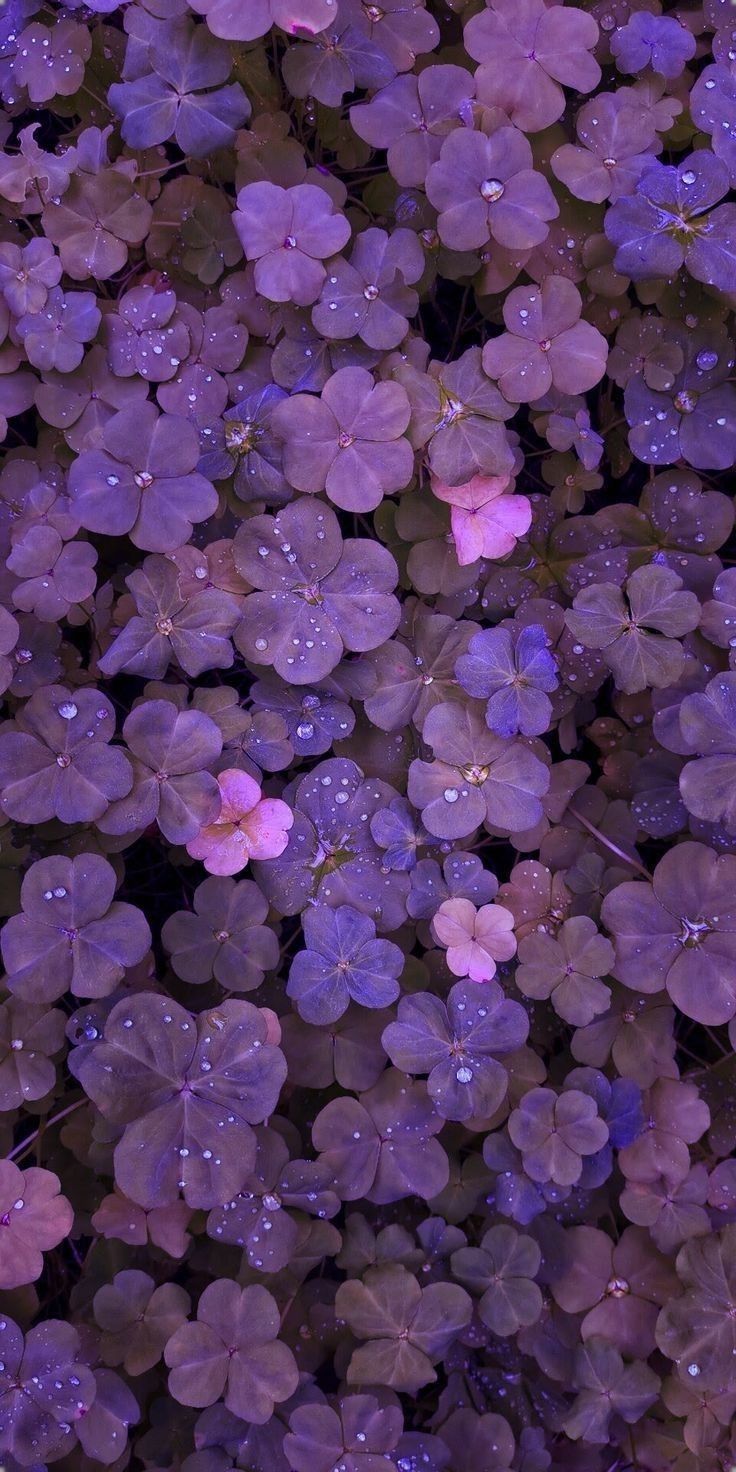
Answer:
[0, 0, 735, 1467]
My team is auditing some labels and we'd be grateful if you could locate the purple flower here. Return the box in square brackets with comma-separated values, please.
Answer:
[426, 127, 558, 253]
[198, 385, 289, 505]
[93, 1270, 190, 1377]
[482, 277, 609, 402]
[395, 347, 515, 485]
[11, 18, 90, 102]
[70, 993, 287, 1209]
[253, 757, 409, 932]
[288, 903, 403, 1022]
[601, 840, 736, 1026]
[16, 286, 100, 372]
[312, 1067, 448, 1204]
[407, 700, 549, 839]
[35, 344, 149, 453]
[370, 796, 428, 871]
[605, 151, 736, 291]
[0, 684, 132, 825]
[611, 13, 696, 79]
[0, 1317, 96, 1466]
[509, 1086, 609, 1186]
[0, 997, 66, 1109]
[285, 1395, 402, 1472]
[364, 609, 478, 734]
[42, 161, 153, 282]
[7, 527, 97, 622]
[103, 285, 191, 384]
[350, 66, 475, 188]
[382, 978, 528, 1122]
[335, 1264, 471, 1394]
[450, 1224, 542, 1335]
[251, 670, 355, 756]
[234, 182, 351, 306]
[551, 92, 660, 205]
[0, 1161, 73, 1290]
[565, 565, 700, 694]
[1, 852, 151, 1003]
[516, 917, 613, 1026]
[69, 402, 218, 553]
[205, 1124, 339, 1271]
[109, 18, 250, 157]
[0, 237, 61, 316]
[97, 700, 222, 845]
[99, 555, 240, 679]
[465, 0, 601, 132]
[623, 322, 736, 470]
[162, 876, 279, 991]
[233, 497, 401, 683]
[272, 366, 413, 511]
[456, 623, 558, 737]
[312, 226, 424, 349]
[165, 1280, 298, 1422]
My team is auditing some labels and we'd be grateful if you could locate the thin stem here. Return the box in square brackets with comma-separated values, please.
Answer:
[566, 805, 653, 881]
[445, 285, 470, 362]
[7, 1098, 86, 1164]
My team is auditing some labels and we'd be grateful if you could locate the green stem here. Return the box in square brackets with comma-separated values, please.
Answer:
[7, 1098, 86, 1165]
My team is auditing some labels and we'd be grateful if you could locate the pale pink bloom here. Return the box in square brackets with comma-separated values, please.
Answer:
[186, 768, 293, 877]
[260, 1007, 282, 1046]
[431, 473, 532, 565]
[431, 897, 517, 982]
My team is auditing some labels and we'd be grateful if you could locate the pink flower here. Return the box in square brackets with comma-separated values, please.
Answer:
[431, 473, 532, 565]
[431, 897, 517, 982]
[186, 768, 294, 877]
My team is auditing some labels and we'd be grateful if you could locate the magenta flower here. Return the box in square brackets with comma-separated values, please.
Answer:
[186, 768, 294, 876]
[431, 473, 532, 565]
[431, 896, 517, 981]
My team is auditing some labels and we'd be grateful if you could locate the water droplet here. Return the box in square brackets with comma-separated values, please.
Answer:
[443, 788, 459, 803]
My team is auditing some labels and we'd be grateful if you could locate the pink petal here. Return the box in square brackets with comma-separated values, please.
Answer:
[186, 822, 251, 876]
[431, 473, 512, 509]
[241, 798, 294, 860]
[443, 482, 531, 565]
[445, 940, 478, 977]
[260, 1007, 282, 1046]
[451, 505, 488, 566]
[477, 494, 532, 557]
[216, 767, 262, 822]
[466, 942, 498, 983]
[431, 897, 476, 949]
